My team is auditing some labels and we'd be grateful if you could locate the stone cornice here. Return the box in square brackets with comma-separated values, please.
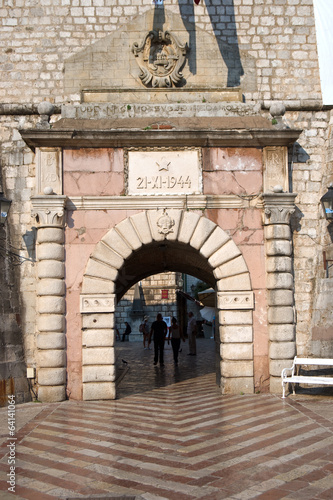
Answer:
[20, 128, 301, 151]
[66, 194, 255, 211]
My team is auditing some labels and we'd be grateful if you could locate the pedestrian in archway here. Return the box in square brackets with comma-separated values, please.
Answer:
[121, 321, 131, 342]
[187, 311, 197, 356]
[149, 313, 168, 366]
[140, 316, 150, 350]
[168, 316, 185, 365]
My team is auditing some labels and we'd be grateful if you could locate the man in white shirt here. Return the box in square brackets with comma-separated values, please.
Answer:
[187, 311, 197, 356]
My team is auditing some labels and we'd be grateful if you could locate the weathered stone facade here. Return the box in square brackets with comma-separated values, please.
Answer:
[0, 1, 332, 403]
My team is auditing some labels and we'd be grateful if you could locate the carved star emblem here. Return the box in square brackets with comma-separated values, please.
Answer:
[156, 158, 171, 171]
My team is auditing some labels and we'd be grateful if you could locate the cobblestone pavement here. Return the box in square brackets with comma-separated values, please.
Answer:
[1, 339, 333, 500]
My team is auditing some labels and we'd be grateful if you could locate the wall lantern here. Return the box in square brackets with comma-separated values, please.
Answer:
[320, 184, 333, 221]
[0, 192, 11, 225]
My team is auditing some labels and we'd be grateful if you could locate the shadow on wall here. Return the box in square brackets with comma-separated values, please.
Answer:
[177, 0, 244, 86]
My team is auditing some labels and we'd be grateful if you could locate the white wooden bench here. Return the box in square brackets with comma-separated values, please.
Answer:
[281, 356, 333, 398]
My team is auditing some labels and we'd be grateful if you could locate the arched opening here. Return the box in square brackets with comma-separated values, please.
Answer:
[80, 209, 254, 400]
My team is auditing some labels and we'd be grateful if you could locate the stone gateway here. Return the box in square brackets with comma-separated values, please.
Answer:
[0, 2, 332, 404]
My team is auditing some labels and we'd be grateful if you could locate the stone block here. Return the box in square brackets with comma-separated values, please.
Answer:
[219, 310, 252, 325]
[269, 341, 296, 359]
[266, 256, 292, 273]
[37, 227, 64, 244]
[221, 360, 254, 378]
[37, 243, 64, 261]
[266, 240, 292, 256]
[208, 239, 241, 268]
[221, 376, 254, 394]
[85, 259, 118, 281]
[37, 332, 66, 349]
[102, 228, 133, 259]
[217, 273, 251, 292]
[178, 211, 201, 244]
[38, 367, 66, 385]
[38, 349, 66, 368]
[266, 272, 293, 290]
[82, 347, 115, 365]
[82, 381, 116, 400]
[38, 296, 65, 314]
[190, 216, 216, 250]
[38, 261, 65, 279]
[91, 241, 124, 270]
[213, 255, 248, 279]
[37, 279, 65, 296]
[82, 364, 115, 382]
[269, 375, 283, 395]
[267, 289, 293, 306]
[221, 343, 253, 360]
[265, 225, 291, 240]
[82, 276, 115, 294]
[82, 313, 115, 329]
[130, 212, 152, 245]
[82, 329, 114, 347]
[270, 358, 294, 377]
[38, 314, 65, 332]
[116, 217, 142, 250]
[220, 325, 253, 343]
[200, 226, 230, 258]
[38, 385, 66, 402]
[269, 324, 295, 342]
[268, 306, 294, 324]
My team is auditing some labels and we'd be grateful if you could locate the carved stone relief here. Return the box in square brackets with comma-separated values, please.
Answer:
[263, 146, 288, 192]
[132, 29, 189, 88]
[217, 292, 254, 310]
[36, 148, 62, 195]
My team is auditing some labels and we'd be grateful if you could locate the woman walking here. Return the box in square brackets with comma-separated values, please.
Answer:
[168, 317, 185, 366]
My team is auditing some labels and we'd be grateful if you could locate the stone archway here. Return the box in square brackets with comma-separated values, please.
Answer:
[80, 209, 254, 400]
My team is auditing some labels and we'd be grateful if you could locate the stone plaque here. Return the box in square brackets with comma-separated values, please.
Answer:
[36, 148, 62, 195]
[263, 146, 288, 192]
[127, 149, 202, 195]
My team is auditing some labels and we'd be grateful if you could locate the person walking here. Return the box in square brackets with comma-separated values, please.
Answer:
[187, 311, 197, 356]
[149, 313, 168, 366]
[121, 321, 131, 342]
[168, 316, 185, 365]
[140, 316, 150, 349]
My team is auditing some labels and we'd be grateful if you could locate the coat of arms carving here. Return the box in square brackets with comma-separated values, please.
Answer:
[132, 29, 189, 88]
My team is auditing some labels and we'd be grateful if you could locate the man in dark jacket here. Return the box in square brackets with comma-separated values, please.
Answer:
[149, 313, 168, 366]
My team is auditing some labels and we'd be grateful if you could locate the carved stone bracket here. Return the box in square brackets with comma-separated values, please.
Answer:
[132, 29, 189, 88]
[262, 193, 297, 225]
[217, 292, 254, 310]
[31, 195, 67, 228]
[80, 294, 116, 313]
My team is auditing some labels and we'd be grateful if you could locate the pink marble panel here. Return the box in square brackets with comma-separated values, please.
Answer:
[66, 289, 82, 400]
[204, 148, 263, 171]
[64, 171, 124, 196]
[64, 148, 124, 172]
[203, 171, 262, 195]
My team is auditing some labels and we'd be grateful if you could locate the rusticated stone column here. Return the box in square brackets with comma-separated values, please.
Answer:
[263, 191, 297, 393]
[32, 193, 67, 402]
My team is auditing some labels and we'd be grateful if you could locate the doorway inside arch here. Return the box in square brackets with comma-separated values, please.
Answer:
[114, 272, 217, 398]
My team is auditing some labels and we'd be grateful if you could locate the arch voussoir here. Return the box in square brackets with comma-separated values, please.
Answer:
[130, 211, 153, 245]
